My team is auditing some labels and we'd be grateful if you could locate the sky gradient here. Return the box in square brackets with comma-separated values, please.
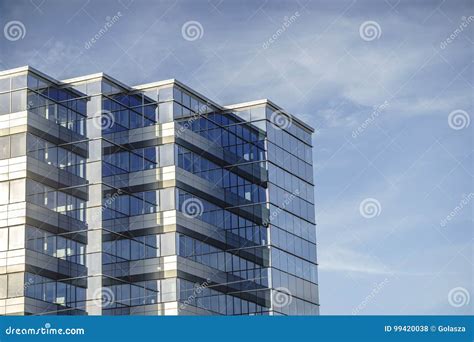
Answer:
[0, 0, 472, 315]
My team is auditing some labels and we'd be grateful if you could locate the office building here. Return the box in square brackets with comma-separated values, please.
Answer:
[0, 66, 318, 315]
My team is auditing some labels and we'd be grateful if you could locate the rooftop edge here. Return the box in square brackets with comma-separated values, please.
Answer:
[0, 65, 315, 133]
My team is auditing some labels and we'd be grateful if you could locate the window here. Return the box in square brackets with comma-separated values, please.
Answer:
[0, 228, 8, 251]
[143, 89, 157, 103]
[160, 188, 174, 211]
[173, 102, 182, 118]
[11, 90, 26, 113]
[46, 282, 56, 302]
[0, 136, 10, 159]
[0, 77, 10, 92]
[8, 225, 24, 250]
[86, 81, 101, 95]
[0, 274, 6, 299]
[7, 272, 23, 297]
[56, 236, 67, 259]
[56, 282, 66, 305]
[158, 102, 172, 123]
[0, 92, 9, 115]
[159, 144, 174, 166]
[11, 74, 27, 90]
[27, 74, 39, 90]
[10, 133, 25, 157]
[9, 179, 25, 203]
[158, 87, 173, 101]
[130, 240, 141, 260]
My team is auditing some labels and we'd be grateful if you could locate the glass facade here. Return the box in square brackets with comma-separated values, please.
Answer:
[0, 66, 318, 316]
[0, 69, 88, 316]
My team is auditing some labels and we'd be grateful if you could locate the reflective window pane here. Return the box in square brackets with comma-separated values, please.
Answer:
[0, 92, 9, 115]
[0, 136, 10, 159]
[10, 133, 25, 157]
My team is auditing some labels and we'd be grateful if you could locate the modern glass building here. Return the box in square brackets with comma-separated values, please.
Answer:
[0, 66, 318, 316]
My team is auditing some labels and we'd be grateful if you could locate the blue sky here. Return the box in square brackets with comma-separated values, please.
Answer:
[0, 0, 472, 315]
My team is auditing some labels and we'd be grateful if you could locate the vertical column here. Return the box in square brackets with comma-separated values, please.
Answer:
[85, 94, 104, 315]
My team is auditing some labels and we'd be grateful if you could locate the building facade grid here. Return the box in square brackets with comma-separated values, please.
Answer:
[0, 66, 318, 316]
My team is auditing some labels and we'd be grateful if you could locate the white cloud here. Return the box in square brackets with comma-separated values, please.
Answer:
[319, 245, 394, 275]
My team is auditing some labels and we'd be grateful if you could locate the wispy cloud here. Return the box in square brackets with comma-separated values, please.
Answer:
[319, 245, 394, 275]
